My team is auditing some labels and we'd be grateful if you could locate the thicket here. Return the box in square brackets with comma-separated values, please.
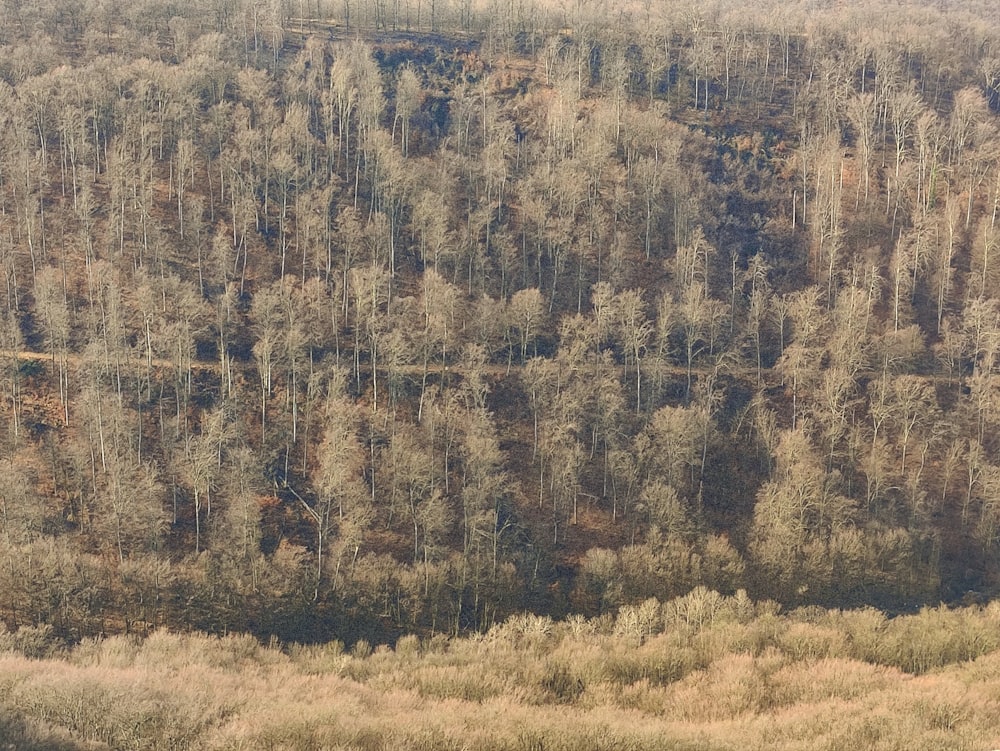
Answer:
[2, 594, 1000, 750]
[2, 0, 1000, 644]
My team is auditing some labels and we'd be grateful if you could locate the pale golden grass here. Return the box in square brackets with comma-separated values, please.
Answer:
[2, 603, 1000, 750]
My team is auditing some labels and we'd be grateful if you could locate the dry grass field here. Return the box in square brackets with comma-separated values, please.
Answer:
[3, 591, 1000, 750]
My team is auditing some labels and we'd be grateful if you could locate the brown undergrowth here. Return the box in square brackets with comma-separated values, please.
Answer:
[2, 591, 1000, 750]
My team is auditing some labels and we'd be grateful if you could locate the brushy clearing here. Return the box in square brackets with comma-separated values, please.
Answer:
[3, 591, 1000, 750]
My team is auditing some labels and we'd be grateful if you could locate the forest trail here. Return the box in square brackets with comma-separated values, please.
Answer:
[0, 347, 964, 390]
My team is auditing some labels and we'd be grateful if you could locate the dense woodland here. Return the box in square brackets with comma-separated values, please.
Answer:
[2, 0, 1000, 644]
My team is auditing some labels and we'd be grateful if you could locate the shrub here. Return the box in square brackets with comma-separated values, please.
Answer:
[613, 598, 661, 641]
[777, 621, 849, 661]
[0, 706, 83, 751]
[0, 624, 61, 660]
[539, 662, 584, 703]
[663, 587, 730, 631]
[396, 633, 421, 656]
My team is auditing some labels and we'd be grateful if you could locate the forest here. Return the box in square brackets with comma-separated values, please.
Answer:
[1, 0, 1000, 648]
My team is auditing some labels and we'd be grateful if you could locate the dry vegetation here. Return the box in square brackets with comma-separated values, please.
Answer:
[5, 0, 1000, 666]
[6, 1, 1000, 745]
[3, 592, 1000, 750]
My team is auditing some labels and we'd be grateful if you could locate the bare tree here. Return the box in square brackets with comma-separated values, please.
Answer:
[34, 267, 72, 425]
[507, 287, 545, 364]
